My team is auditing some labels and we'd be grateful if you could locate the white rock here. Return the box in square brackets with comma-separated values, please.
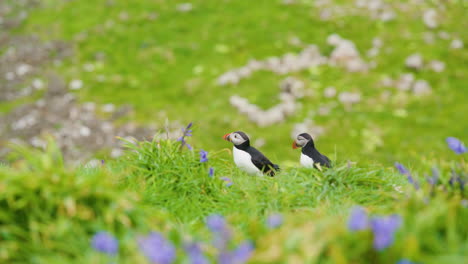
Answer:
[5, 72, 15, 80]
[338, 92, 361, 104]
[83, 63, 95, 72]
[80, 126, 91, 137]
[69, 79, 83, 90]
[450, 39, 463, 49]
[429, 60, 445, 73]
[32, 78, 44, 90]
[412, 80, 431, 96]
[327, 34, 342, 45]
[396, 73, 414, 91]
[405, 53, 423, 70]
[324, 86, 337, 98]
[111, 148, 124, 158]
[176, 3, 193, 12]
[423, 9, 438, 29]
[16, 63, 31, 76]
[102, 104, 115, 113]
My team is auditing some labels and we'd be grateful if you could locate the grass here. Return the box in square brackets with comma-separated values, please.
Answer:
[12, 0, 467, 167]
[1, 136, 466, 263]
[2, 0, 468, 263]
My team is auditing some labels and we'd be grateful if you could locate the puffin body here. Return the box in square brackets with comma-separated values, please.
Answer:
[293, 133, 331, 169]
[224, 131, 280, 176]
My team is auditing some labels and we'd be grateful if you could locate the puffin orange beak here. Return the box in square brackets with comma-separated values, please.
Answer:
[223, 133, 231, 141]
[292, 141, 299, 149]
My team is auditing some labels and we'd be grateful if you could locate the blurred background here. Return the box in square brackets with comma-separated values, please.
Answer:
[1, 0, 467, 167]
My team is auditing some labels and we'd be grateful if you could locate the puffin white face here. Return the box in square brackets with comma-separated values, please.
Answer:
[224, 131, 249, 146]
[292, 134, 310, 149]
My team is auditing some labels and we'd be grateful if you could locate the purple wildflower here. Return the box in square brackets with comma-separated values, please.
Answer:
[206, 214, 231, 250]
[206, 214, 227, 233]
[427, 167, 439, 186]
[218, 241, 254, 264]
[200, 150, 208, 163]
[395, 162, 409, 175]
[137, 232, 176, 264]
[394, 162, 419, 189]
[91, 231, 118, 255]
[209, 167, 214, 177]
[185, 243, 208, 264]
[178, 122, 193, 150]
[266, 213, 283, 229]
[448, 169, 465, 192]
[370, 215, 402, 251]
[446, 137, 467, 154]
[396, 259, 415, 264]
[221, 177, 233, 187]
[348, 206, 369, 231]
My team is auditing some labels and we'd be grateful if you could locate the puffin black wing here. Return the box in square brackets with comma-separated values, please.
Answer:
[247, 147, 280, 176]
[314, 154, 331, 168]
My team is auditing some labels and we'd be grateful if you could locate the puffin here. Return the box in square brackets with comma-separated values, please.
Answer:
[292, 133, 331, 169]
[223, 131, 280, 176]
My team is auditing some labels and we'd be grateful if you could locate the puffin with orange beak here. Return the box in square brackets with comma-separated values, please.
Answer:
[293, 133, 331, 169]
[224, 131, 280, 176]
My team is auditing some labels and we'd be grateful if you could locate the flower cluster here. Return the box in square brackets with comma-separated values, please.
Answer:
[91, 231, 176, 264]
[206, 214, 254, 264]
[266, 213, 283, 229]
[177, 122, 193, 150]
[446, 137, 467, 155]
[348, 207, 402, 251]
[199, 149, 208, 163]
[395, 137, 467, 195]
[221, 177, 233, 187]
[185, 242, 208, 264]
[394, 162, 419, 190]
[91, 231, 119, 255]
[137, 232, 176, 264]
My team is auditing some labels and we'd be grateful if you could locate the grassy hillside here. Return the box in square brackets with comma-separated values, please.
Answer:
[1, 135, 466, 263]
[15, 0, 468, 167]
[2, 0, 467, 263]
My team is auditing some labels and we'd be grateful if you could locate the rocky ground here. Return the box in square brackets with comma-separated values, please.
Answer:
[0, 0, 161, 164]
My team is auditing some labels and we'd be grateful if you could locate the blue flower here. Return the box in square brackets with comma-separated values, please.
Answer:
[427, 167, 439, 186]
[178, 122, 193, 150]
[206, 214, 231, 250]
[206, 214, 227, 233]
[396, 259, 416, 264]
[218, 241, 254, 264]
[266, 213, 283, 229]
[446, 137, 467, 154]
[209, 167, 215, 177]
[221, 177, 233, 187]
[370, 215, 402, 251]
[185, 243, 208, 264]
[91, 231, 118, 255]
[137, 232, 176, 264]
[200, 150, 208, 163]
[348, 206, 369, 231]
[394, 162, 419, 189]
[394, 162, 409, 175]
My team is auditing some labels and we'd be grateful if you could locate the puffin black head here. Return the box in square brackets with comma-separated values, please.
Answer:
[292, 133, 315, 149]
[223, 131, 250, 146]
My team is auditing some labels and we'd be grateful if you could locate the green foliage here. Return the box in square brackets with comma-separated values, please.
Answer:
[0, 139, 145, 263]
[17, 0, 468, 167]
[0, 138, 467, 263]
[120, 137, 403, 222]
